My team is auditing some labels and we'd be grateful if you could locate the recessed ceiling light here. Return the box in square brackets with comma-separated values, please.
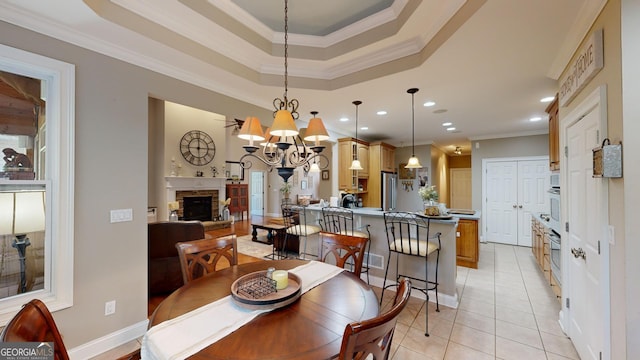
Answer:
[376, 111, 387, 115]
[442, 122, 452, 126]
[339, 117, 349, 122]
[361, 127, 368, 130]
[529, 116, 542, 122]
[446, 127, 456, 131]
[423, 101, 436, 107]
[540, 96, 555, 103]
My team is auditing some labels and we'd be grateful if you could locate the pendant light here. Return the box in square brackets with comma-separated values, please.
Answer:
[349, 100, 364, 170]
[405, 88, 423, 169]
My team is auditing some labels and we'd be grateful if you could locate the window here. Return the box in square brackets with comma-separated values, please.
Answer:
[0, 44, 75, 324]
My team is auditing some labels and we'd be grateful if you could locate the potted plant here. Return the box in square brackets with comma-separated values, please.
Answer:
[419, 185, 440, 216]
[279, 181, 292, 200]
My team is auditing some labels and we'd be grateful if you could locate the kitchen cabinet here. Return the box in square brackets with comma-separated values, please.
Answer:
[546, 96, 559, 171]
[531, 218, 561, 300]
[368, 142, 396, 208]
[226, 184, 248, 220]
[338, 138, 370, 205]
[456, 218, 478, 269]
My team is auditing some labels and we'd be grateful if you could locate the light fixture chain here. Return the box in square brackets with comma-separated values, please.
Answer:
[412, 91, 415, 155]
[283, 0, 289, 99]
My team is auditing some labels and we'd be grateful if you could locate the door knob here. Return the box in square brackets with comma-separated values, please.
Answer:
[571, 247, 586, 260]
[513, 204, 517, 208]
[518, 205, 523, 208]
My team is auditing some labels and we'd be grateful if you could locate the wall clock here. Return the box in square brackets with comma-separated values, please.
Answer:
[180, 130, 216, 166]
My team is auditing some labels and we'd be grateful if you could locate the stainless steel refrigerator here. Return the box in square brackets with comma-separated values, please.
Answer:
[381, 172, 397, 211]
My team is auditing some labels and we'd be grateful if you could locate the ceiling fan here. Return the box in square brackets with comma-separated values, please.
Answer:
[224, 118, 244, 135]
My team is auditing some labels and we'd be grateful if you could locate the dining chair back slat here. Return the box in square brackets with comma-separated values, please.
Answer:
[318, 232, 369, 277]
[175, 234, 238, 284]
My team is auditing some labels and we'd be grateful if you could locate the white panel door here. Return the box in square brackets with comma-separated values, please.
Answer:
[517, 160, 550, 246]
[250, 171, 264, 217]
[567, 106, 602, 360]
[485, 161, 518, 245]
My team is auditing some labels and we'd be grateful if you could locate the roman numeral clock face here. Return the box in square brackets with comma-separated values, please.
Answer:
[180, 130, 216, 166]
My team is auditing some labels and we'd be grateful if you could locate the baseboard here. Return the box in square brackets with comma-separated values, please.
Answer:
[68, 319, 148, 360]
[365, 274, 459, 309]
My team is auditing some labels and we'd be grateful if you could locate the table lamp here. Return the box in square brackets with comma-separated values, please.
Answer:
[0, 190, 46, 293]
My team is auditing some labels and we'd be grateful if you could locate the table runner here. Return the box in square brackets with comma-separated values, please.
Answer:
[141, 261, 344, 360]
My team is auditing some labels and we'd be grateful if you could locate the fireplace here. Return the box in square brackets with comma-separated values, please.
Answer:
[174, 190, 219, 221]
[165, 177, 226, 221]
[183, 196, 212, 221]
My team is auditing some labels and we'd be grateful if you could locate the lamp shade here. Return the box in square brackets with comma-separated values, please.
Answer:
[405, 156, 423, 169]
[304, 117, 329, 144]
[0, 191, 46, 235]
[270, 110, 298, 137]
[349, 159, 364, 171]
[238, 116, 265, 142]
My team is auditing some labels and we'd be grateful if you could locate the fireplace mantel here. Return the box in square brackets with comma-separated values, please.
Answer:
[165, 177, 227, 220]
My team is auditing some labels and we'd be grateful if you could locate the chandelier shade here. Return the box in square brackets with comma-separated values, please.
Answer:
[238, 116, 265, 143]
[270, 110, 298, 137]
[304, 113, 329, 145]
[405, 88, 423, 169]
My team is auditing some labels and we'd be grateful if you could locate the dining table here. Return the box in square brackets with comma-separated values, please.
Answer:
[145, 259, 379, 359]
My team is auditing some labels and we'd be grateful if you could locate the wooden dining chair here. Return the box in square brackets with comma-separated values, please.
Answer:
[338, 278, 411, 360]
[175, 233, 238, 284]
[320, 206, 372, 283]
[318, 231, 369, 278]
[0, 299, 70, 360]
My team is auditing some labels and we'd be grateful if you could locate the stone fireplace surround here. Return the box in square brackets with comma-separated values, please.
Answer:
[165, 177, 226, 221]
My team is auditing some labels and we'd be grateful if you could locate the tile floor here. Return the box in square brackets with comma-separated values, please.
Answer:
[377, 242, 579, 360]
[93, 242, 579, 359]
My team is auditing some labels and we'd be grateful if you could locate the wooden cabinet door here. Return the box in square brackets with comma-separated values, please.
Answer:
[338, 140, 353, 190]
[546, 97, 559, 171]
[357, 143, 369, 177]
[381, 145, 395, 172]
[456, 219, 478, 268]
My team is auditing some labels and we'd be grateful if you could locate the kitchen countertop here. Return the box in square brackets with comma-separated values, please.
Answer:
[305, 205, 481, 221]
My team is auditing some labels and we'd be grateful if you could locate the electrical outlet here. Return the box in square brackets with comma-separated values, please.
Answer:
[104, 300, 116, 316]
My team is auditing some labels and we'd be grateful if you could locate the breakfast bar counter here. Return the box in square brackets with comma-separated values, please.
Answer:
[304, 206, 465, 308]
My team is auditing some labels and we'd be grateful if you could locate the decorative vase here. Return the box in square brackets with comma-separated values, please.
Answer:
[169, 210, 178, 222]
[223, 207, 230, 221]
[424, 201, 440, 216]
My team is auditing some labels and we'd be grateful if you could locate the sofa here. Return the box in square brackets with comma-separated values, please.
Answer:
[148, 221, 208, 297]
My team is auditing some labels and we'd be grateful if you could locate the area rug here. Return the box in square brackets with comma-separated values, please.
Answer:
[236, 231, 274, 259]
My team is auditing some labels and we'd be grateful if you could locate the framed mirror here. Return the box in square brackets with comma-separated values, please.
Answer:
[225, 161, 244, 181]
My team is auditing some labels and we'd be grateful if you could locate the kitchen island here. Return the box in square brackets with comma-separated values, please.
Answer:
[302, 206, 479, 309]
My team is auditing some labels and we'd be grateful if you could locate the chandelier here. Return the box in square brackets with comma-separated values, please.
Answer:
[237, 0, 329, 181]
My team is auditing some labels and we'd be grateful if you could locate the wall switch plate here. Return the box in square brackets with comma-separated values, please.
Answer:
[110, 209, 133, 223]
[105, 300, 116, 316]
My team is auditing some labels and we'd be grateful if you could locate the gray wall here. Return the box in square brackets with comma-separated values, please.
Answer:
[0, 19, 273, 348]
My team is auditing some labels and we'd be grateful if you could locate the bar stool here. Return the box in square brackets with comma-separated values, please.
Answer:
[281, 203, 321, 259]
[380, 212, 441, 336]
[320, 206, 372, 283]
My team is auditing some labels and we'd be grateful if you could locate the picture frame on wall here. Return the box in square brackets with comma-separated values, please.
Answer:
[398, 163, 415, 179]
[321, 169, 330, 180]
